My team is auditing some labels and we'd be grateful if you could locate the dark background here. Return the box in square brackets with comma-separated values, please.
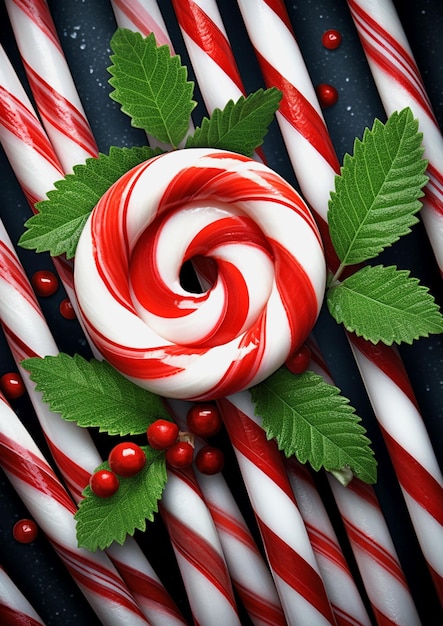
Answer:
[0, 1, 442, 623]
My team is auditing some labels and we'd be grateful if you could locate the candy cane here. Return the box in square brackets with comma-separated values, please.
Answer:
[74, 147, 326, 401]
[0, 393, 150, 626]
[217, 392, 336, 625]
[0, 220, 188, 626]
[165, 398, 286, 626]
[110, 0, 174, 47]
[236, 0, 443, 602]
[307, 336, 422, 624]
[285, 458, 372, 626]
[0, 564, 45, 626]
[171, 0, 245, 114]
[347, 0, 443, 277]
[5, 0, 98, 171]
[160, 466, 241, 625]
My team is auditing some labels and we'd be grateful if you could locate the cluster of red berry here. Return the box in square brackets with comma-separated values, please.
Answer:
[89, 404, 225, 498]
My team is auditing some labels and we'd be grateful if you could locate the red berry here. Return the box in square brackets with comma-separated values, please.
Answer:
[285, 344, 312, 375]
[59, 297, 76, 320]
[195, 446, 224, 475]
[109, 442, 146, 477]
[166, 441, 194, 469]
[31, 269, 58, 297]
[316, 83, 338, 108]
[89, 469, 120, 498]
[0, 372, 26, 399]
[186, 404, 222, 437]
[321, 29, 342, 50]
[13, 519, 38, 543]
[147, 419, 179, 449]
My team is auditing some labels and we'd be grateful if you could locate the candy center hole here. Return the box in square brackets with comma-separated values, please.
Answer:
[180, 256, 217, 293]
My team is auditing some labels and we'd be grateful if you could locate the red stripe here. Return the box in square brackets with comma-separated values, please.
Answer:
[381, 427, 443, 525]
[172, 0, 244, 93]
[113, 561, 185, 621]
[218, 397, 297, 499]
[349, 333, 419, 408]
[24, 62, 98, 158]
[160, 505, 237, 612]
[262, 0, 294, 33]
[45, 438, 90, 502]
[258, 521, 335, 624]
[0, 604, 42, 626]
[11, 0, 63, 53]
[254, 51, 340, 174]
[233, 581, 286, 626]
[348, 0, 436, 120]
[0, 86, 62, 174]
[0, 432, 76, 513]
[0, 242, 41, 314]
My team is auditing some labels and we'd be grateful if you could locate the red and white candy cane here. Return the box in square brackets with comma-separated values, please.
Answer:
[166, 398, 286, 626]
[217, 392, 336, 624]
[0, 220, 188, 626]
[160, 466, 241, 625]
[0, 394, 150, 626]
[285, 458, 372, 626]
[5, 0, 98, 171]
[111, 0, 174, 47]
[0, 564, 45, 626]
[237, 0, 443, 603]
[171, 0, 245, 115]
[347, 0, 443, 277]
[74, 147, 326, 401]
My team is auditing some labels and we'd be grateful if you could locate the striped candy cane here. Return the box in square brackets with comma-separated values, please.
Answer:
[5, 0, 98, 170]
[236, 0, 443, 603]
[347, 0, 443, 277]
[0, 564, 45, 626]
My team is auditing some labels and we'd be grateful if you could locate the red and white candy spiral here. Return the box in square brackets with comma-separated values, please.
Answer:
[74, 148, 326, 401]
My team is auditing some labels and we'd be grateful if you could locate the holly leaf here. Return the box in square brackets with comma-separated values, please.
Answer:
[22, 354, 169, 435]
[185, 88, 282, 156]
[18, 145, 161, 259]
[251, 368, 377, 483]
[329, 108, 428, 268]
[108, 29, 196, 147]
[327, 264, 443, 345]
[75, 448, 167, 551]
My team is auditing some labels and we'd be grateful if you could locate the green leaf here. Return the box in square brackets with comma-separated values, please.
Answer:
[18, 145, 161, 259]
[185, 88, 282, 156]
[329, 108, 428, 270]
[75, 448, 167, 550]
[108, 29, 196, 147]
[22, 354, 169, 436]
[327, 264, 443, 345]
[251, 368, 377, 483]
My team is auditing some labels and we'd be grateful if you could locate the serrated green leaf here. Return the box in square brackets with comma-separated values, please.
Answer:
[22, 354, 169, 435]
[18, 145, 161, 259]
[108, 29, 196, 146]
[251, 368, 377, 483]
[329, 108, 428, 270]
[185, 88, 282, 156]
[75, 448, 167, 550]
[327, 265, 443, 344]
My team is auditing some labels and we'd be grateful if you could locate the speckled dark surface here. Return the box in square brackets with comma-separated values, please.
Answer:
[0, 1, 442, 624]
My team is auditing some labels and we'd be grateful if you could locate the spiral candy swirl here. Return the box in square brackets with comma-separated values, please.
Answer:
[74, 148, 325, 400]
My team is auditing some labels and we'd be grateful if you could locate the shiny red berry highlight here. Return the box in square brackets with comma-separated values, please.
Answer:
[285, 344, 312, 375]
[321, 29, 342, 50]
[147, 419, 179, 449]
[195, 446, 224, 475]
[89, 469, 120, 498]
[166, 441, 194, 469]
[186, 404, 222, 437]
[59, 297, 76, 319]
[109, 442, 146, 477]
[316, 83, 338, 108]
[13, 519, 38, 543]
[31, 269, 59, 297]
[0, 372, 26, 399]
